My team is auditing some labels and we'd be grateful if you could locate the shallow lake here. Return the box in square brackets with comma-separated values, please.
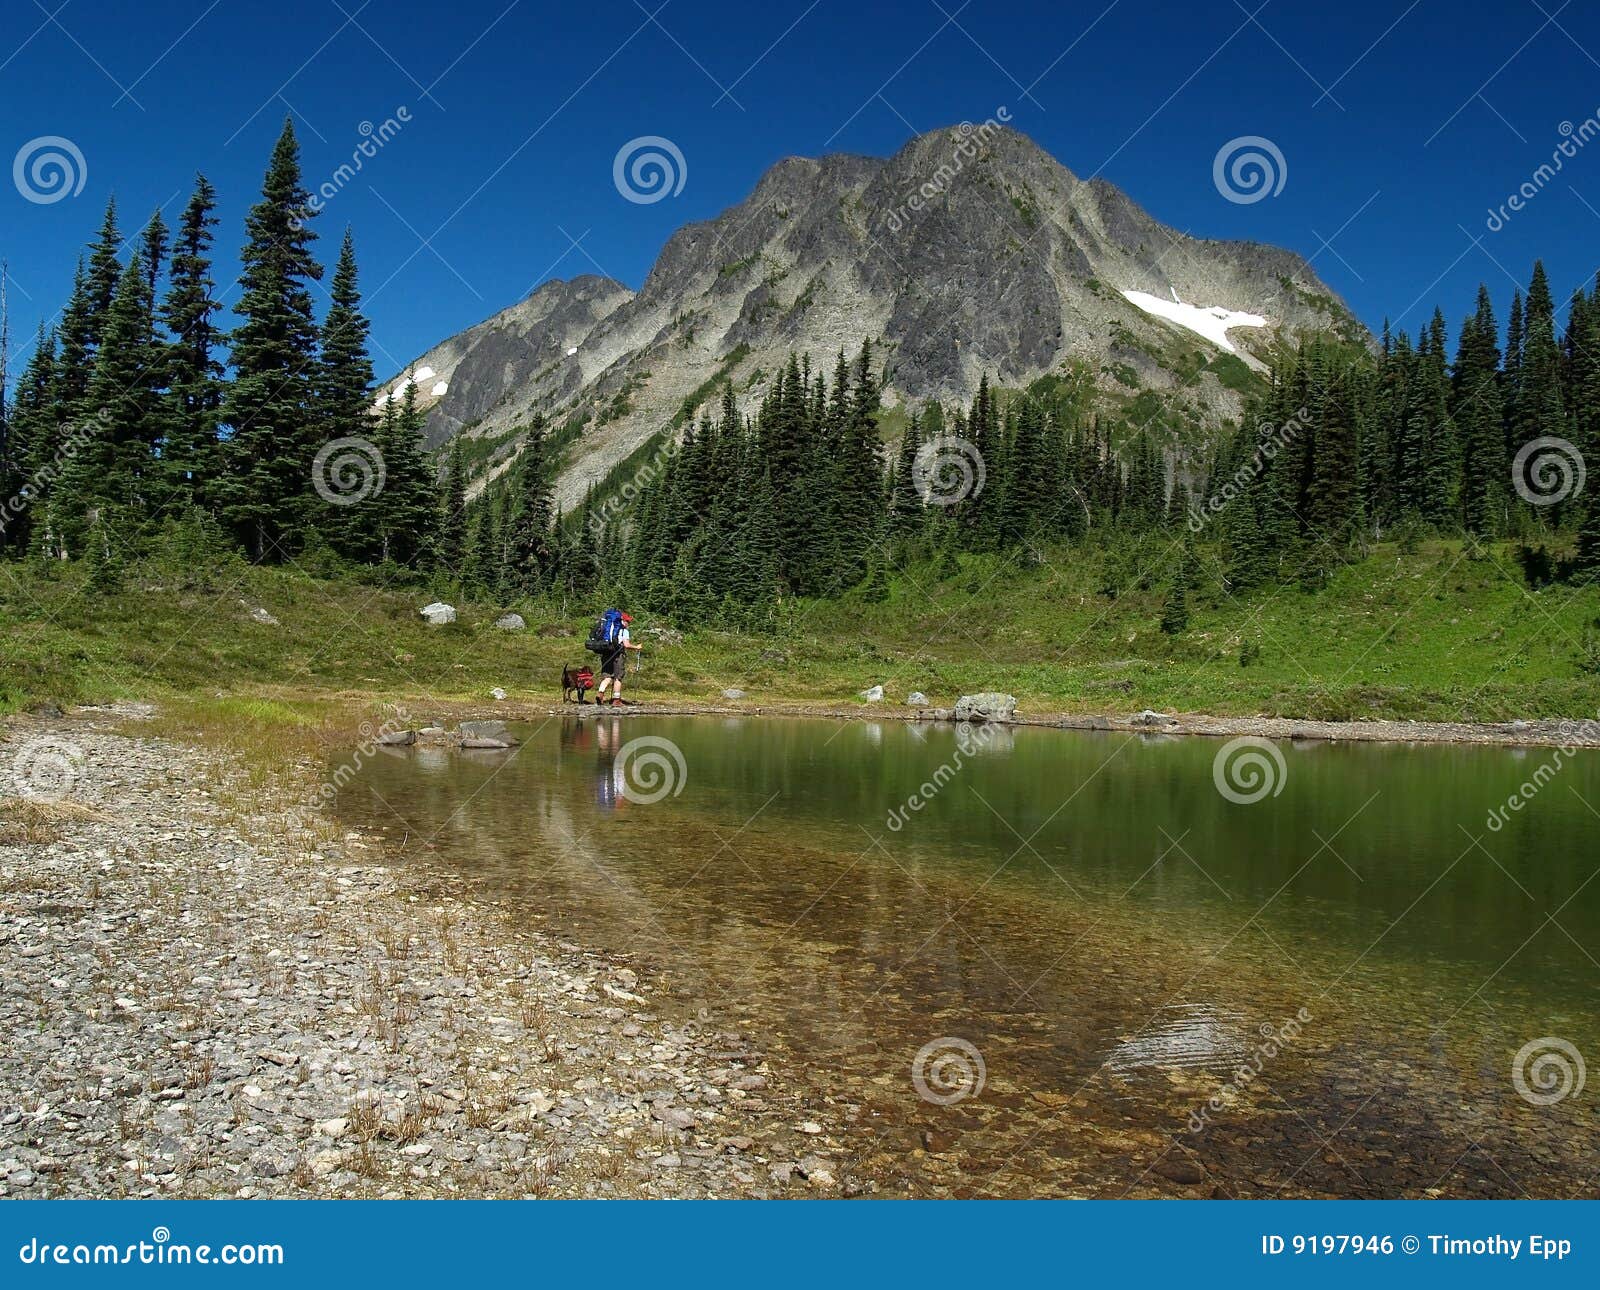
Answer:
[334, 714, 1600, 1197]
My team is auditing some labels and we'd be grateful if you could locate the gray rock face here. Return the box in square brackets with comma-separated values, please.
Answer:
[953, 693, 1017, 723]
[906, 692, 930, 707]
[721, 688, 746, 700]
[458, 720, 508, 740]
[419, 602, 456, 625]
[377, 729, 416, 747]
[390, 126, 1364, 510]
[1131, 709, 1176, 728]
[860, 685, 885, 703]
[493, 613, 526, 632]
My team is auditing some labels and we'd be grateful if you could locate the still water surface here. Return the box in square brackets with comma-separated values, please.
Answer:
[336, 715, 1600, 1196]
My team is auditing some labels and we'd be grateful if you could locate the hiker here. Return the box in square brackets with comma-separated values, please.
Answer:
[587, 608, 642, 706]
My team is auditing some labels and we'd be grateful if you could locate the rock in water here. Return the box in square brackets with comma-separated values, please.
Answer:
[906, 691, 930, 706]
[377, 729, 417, 747]
[419, 602, 456, 625]
[861, 685, 885, 702]
[953, 693, 1017, 723]
[1131, 709, 1174, 728]
[493, 613, 526, 631]
[461, 738, 512, 750]
[458, 720, 508, 739]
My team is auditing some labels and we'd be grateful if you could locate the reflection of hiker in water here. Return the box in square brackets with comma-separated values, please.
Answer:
[592, 716, 628, 811]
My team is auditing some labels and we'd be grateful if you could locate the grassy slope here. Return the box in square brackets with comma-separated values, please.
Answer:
[2, 538, 1597, 724]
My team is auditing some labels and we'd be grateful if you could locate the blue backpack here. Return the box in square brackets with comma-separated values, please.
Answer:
[585, 608, 625, 653]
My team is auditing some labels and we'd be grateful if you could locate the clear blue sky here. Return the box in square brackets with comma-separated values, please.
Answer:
[4, 0, 1600, 380]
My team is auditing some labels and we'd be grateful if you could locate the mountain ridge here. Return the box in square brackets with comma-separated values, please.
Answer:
[384, 125, 1365, 507]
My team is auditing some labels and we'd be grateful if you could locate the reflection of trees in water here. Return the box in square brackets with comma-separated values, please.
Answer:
[338, 720, 1600, 1196]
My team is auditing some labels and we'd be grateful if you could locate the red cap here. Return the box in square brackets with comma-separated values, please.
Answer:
[621, 612, 633, 623]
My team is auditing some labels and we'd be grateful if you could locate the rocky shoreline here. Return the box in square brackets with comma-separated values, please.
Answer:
[0, 706, 855, 1198]
[471, 697, 1600, 750]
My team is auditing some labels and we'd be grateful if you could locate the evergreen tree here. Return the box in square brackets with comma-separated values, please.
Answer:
[506, 416, 556, 592]
[372, 380, 435, 566]
[435, 436, 467, 574]
[315, 229, 376, 554]
[218, 119, 323, 559]
[159, 174, 223, 509]
[890, 412, 925, 538]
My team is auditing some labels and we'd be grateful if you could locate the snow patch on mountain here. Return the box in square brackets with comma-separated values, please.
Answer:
[1121, 290, 1268, 368]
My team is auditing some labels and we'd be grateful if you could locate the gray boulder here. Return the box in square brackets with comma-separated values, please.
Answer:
[376, 729, 416, 747]
[953, 692, 1017, 723]
[419, 601, 456, 625]
[461, 738, 512, 750]
[1131, 709, 1175, 728]
[459, 719, 508, 740]
[722, 688, 746, 700]
[493, 613, 526, 631]
[860, 685, 885, 702]
[490, 687, 507, 700]
[906, 691, 930, 707]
